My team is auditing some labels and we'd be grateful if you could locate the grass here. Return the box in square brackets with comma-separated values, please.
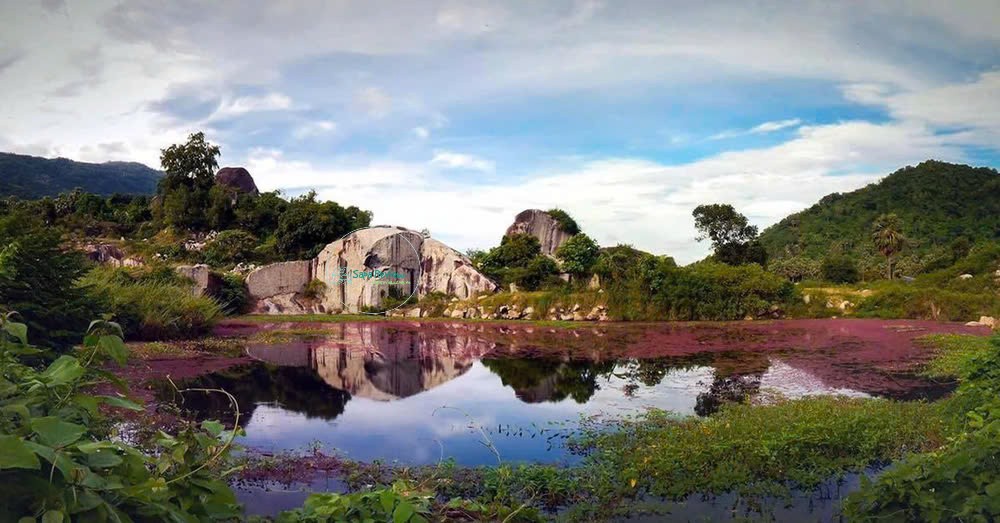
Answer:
[82, 266, 222, 340]
[918, 333, 994, 379]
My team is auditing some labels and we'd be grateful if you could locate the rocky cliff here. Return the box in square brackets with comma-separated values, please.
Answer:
[505, 209, 574, 255]
[246, 226, 497, 314]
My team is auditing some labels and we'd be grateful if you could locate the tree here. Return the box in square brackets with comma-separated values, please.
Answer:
[692, 204, 766, 266]
[556, 233, 600, 278]
[275, 191, 372, 259]
[203, 229, 258, 266]
[156, 132, 221, 230]
[821, 255, 860, 283]
[950, 236, 971, 263]
[871, 213, 906, 280]
[481, 234, 542, 272]
[0, 212, 96, 352]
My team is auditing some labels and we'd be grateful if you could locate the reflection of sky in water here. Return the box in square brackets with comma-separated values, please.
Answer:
[231, 358, 868, 466]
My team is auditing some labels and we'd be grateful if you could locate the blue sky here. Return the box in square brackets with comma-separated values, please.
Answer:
[1, 1, 998, 262]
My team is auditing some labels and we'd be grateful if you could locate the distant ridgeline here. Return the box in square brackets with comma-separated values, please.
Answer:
[760, 160, 1000, 261]
[0, 152, 162, 198]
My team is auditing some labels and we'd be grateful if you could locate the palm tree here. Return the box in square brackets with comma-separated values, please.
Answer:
[871, 213, 906, 280]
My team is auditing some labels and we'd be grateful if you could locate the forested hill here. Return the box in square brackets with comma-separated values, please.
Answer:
[0, 152, 162, 198]
[760, 160, 1000, 260]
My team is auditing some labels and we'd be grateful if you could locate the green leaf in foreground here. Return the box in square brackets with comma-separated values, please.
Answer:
[30, 416, 87, 448]
[0, 435, 40, 470]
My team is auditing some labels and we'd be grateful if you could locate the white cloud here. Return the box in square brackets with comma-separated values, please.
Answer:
[243, 118, 963, 264]
[355, 87, 392, 118]
[429, 150, 495, 172]
[293, 120, 337, 139]
[412, 126, 430, 139]
[710, 118, 802, 140]
[211, 92, 292, 120]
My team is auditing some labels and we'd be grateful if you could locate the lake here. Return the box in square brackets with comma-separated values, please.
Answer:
[159, 318, 973, 466]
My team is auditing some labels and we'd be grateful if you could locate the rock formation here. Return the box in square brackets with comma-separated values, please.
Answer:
[246, 226, 497, 314]
[215, 167, 259, 196]
[175, 264, 221, 297]
[83, 243, 144, 268]
[505, 209, 574, 256]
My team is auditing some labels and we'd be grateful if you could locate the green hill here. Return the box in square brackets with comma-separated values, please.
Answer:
[760, 160, 1000, 263]
[0, 152, 162, 198]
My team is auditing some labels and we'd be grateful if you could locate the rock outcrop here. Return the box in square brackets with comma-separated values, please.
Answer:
[246, 226, 497, 314]
[175, 264, 221, 297]
[83, 243, 144, 268]
[505, 209, 574, 256]
[215, 167, 259, 196]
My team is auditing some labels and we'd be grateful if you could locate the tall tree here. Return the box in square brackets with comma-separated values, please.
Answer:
[871, 213, 906, 280]
[156, 132, 221, 230]
[692, 204, 766, 266]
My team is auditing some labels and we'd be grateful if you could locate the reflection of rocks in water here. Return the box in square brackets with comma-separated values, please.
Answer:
[159, 364, 351, 425]
[247, 323, 490, 401]
[482, 358, 617, 404]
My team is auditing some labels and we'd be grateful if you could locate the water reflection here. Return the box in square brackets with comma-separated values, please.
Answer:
[159, 321, 954, 465]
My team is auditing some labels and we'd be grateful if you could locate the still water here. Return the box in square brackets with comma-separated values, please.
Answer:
[161, 319, 962, 466]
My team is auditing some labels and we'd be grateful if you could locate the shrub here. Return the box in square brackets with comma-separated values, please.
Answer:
[821, 254, 860, 283]
[0, 212, 96, 352]
[546, 208, 581, 235]
[0, 317, 243, 521]
[214, 272, 249, 315]
[556, 233, 600, 278]
[202, 229, 257, 266]
[81, 267, 221, 340]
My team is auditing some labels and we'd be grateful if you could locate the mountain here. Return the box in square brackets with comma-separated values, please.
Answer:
[0, 152, 162, 198]
[760, 160, 1000, 260]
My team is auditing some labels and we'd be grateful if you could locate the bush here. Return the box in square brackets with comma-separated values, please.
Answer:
[556, 233, 599, 278]
[0, 316, 243, 521]
[214, 272, 248, 315]
[0, 212, 96, 352]
[821, 254, 860, 283]
[546, 208, 581, 235]
[81, 267, 221, 340]
[202, 229, 257, 266]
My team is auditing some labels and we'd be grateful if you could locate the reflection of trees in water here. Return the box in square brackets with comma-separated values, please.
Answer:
[481, 358, 617, 403]
[484, 351, 773, 415]
[157, 363, 352, 425]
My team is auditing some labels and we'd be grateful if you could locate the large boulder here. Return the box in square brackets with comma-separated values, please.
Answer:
[175, 264, 221, 297]
[247, 226, 497, 314]
[505, 209, 574, 256]
[246, 260, 313, 299]
[215, 167, 259, 196]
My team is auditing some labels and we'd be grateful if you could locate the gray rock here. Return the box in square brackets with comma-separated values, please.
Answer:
[175, 264, 221, 297]
[505, 209, 574, 256]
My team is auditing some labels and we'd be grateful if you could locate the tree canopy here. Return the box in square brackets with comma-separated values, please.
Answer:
[692, 204, 766, 266]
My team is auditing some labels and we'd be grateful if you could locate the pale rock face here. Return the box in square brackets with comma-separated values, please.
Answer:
[505, 209, 574, 256]
[246, 226, 496, 313]
[175, 264, 220, 297]
[246, 261, 313, 300]
[419, 238, 496, 300]
[315, 227, 424, 312]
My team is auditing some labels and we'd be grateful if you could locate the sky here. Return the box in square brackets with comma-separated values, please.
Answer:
[1, 1, 998, 263]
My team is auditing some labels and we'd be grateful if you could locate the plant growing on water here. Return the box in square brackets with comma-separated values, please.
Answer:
[0, 314, 244, 521]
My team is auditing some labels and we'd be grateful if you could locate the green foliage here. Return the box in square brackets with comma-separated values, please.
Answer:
[0, 212, 96, 352]
[555, 233, 600, 277]
[275, 480, 433, 522]
[761, 161, 1000, 274]
[692, 203, 766, 266]
[872, 213, 906, 280]
[479, 234, 561, 290]
[81, 267, 221, 340]
[545, 208, 580, 235]
[844, 336, 1000, 521]
[156, 132, 221, 231]
[0, 152, 161, 199]
[768, 255, 821, 282]
[203, 229, 258, 266]
[0, 316, 243, 521]
[302, 278, 328, 300]
[580, 395, 946, 501]
[821, 254, 860, 283]
[215, 273, 248, 316]
[275, 191, 373, 259]
[919, 334, 994, 380]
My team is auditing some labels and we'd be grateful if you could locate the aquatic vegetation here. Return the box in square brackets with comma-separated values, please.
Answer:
[919, 333, 993, 379]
